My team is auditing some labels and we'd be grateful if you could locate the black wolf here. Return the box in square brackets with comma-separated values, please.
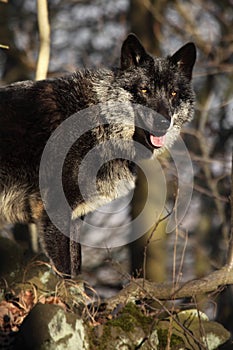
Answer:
[0, 34, 196, 277]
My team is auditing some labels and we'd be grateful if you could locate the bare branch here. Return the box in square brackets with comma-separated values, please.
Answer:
[0, 44, 9, 49]
[35, 0, 50, 80]
[106, 265, 233, 311]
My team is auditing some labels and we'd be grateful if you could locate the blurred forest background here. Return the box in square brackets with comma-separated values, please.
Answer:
[0, 0, 232, 348]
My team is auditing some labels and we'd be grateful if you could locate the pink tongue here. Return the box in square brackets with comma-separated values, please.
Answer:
[150, 134, 166, 147]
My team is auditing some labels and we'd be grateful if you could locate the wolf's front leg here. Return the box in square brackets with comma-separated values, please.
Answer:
[70, 219, 82, 278]
[38, 211, 82, 277]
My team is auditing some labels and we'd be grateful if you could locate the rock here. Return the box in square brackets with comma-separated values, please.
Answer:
[14, 303, 89, 350]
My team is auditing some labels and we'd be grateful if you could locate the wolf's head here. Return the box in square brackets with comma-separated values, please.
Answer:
[118, 34, 196, 156]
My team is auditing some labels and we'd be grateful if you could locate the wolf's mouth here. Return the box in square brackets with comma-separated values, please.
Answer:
[147, 130, 167, 148]
[135, 112, 170, 149]
[149, 133, 166, 148]
[134, 124, 168, 151]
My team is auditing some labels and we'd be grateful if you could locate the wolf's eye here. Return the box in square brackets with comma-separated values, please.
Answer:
[141, 88, 148, 94]
[171, 91, 177, 97]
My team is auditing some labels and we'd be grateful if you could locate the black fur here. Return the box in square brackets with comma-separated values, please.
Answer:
[0, 34, 196, 277]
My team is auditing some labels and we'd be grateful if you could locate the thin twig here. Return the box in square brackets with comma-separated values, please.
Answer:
[143, 212, 171, 280]
[177, 230, 188, 284]
[226, 152, 233, 267]
[198, 92, 229, 242]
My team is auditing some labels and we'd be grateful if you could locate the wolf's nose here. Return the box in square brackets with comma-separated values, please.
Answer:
[153, 113, 171, 136]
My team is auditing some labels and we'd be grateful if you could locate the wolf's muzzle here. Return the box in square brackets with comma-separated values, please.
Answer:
[152, 113, 171, 136]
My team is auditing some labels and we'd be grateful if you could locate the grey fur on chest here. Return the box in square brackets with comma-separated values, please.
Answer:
[71, 159, 136, 219]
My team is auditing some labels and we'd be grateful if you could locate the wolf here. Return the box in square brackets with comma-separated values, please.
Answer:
[0, 34, 196, 277]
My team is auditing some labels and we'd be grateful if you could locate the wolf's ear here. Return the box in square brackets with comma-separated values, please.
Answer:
[170, 42, 196, 80]
[121, 34, 152, 70]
